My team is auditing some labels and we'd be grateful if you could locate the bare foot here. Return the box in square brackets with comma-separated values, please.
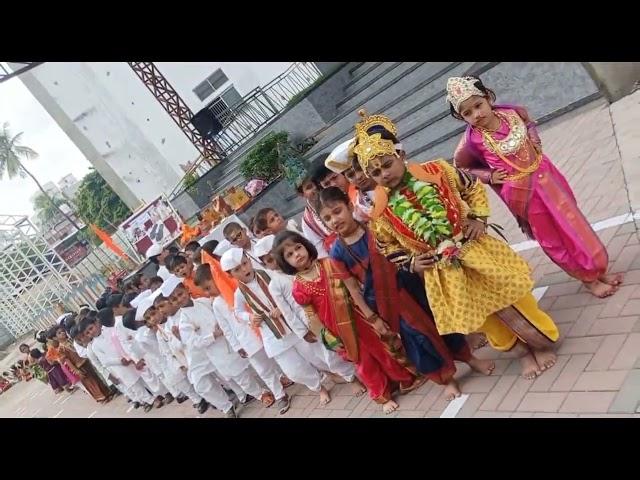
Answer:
[599, 273, 624, 286]
[328, 372, 347, 384]
[467, 356, 496, 375]
[318, 387, 331, 406]
[382, 399, 399, 414]
[584, 280, 617, 298]
[350, 379, 367, 397]
[444, 379, 461, 401]
[260, 391, 275, 408]
[466, 332, 489, 350]
[280, 375, 294, 388]
[532, 349, 557, 371]
[520, 352, 541, 380]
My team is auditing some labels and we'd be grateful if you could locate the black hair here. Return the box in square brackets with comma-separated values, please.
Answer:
[46, 326, 58, 340]
[29, 349, 43, 359]
[254, 208, 278, 233]
[153, 294, 169, 307]
[64, 314, 77, 331]
[97, 308, 115, 328]
[223, 222, 243, 238]
[448, 75, 497, 120]
[132, 274, 145, 289]
[106, 293, 124, 309]
[319, 186, 350, 210]
[310, 155, 333, 188]
[200, 240, 219, 256]
[69, 325, 80, 339]
[36, 330, 48, 344]
[272, 230, 318, 275]
[95, 297, 108, 310]
[122, 292, 138, 308]
[184, 241, 201, 253]
[78, 316, 95, 334]
[191, 247, 202, 265]
[148, 276, 164, 289]
[167, 254, 188, 273]
[168, 246, 180, 255]
[194, 263, 213, 288]
[122, 309, 139, 330]
[19, 343, 30, 351]
[197, 213, 203, 221]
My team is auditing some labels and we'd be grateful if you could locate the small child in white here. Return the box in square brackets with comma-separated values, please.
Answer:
[163, 275, 240, 418]
[254, 235, 366, 396]
[221, 247, 333, 408]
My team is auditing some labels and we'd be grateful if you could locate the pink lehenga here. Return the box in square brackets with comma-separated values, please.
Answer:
[453, 104, 608, 283]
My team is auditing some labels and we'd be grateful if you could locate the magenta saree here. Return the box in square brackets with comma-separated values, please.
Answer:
[453, 104, 607, 282]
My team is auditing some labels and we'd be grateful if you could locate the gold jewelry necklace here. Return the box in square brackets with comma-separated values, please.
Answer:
[480, 111, 542, 181]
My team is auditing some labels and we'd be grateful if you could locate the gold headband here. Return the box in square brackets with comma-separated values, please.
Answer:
[352, 109, 399, 172]
[445, 76, 485, 113]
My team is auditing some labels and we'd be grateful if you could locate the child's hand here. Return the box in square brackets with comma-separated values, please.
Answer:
[214, 325, 224, 339]
[490, 169, 508, 184]
[463, 218, 486, 241]
[412, 253, 436, 275]
[372, 317, 391, 337]
[120, 358, 132, 366]
[250, 313, 264, 327]
[303, 331, 317, 343]
[238, 349, 248, 358]
[269, 308, 282, 320]
[135, 359, 145, 371]
[171, 326, 181, 340]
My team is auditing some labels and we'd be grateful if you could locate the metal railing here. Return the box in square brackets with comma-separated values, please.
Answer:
[168, 62, 324, 199]
[209, 62, 323, 155]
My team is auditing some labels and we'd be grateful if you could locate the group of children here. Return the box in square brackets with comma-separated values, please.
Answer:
[15, 75, 623, 416]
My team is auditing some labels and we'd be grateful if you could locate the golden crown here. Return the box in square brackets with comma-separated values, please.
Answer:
[352, 109, 399, 172]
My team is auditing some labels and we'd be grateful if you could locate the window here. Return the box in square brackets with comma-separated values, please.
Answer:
[220, 85, 242, 109]
[208, 86, 243, 126]
[193, 69, 229, 101]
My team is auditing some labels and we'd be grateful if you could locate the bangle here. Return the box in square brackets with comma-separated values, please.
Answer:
[409, 255, 416, 273]
[366, 313, 379, 323]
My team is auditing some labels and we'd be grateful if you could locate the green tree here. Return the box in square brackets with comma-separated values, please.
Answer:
[32, 192, 68, 227]
[0, 122, 81, 230]
[75, 168, 131, 233]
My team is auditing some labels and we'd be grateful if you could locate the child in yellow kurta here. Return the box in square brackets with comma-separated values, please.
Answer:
[353, 110, 560, 380]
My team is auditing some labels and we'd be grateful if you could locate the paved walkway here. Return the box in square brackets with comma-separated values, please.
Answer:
[2, 94, 640, 418]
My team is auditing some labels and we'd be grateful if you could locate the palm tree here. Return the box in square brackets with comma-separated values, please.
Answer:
[0, 122, 81, 230]
[32, 192, 67, 227]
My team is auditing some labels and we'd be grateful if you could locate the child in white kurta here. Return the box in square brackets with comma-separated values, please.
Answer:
[184, 295, 267, 404]
[86, 316, 154, 407]
[152, 291, 248, 408]
[222, 248, 332, 407]
[162, 275, 238, 417]
[150, 293, 207, 411]
[254, 235, 366, 396]
[116, 306, 169, 406]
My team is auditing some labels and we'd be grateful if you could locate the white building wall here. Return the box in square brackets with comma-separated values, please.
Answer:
[15, 62, 293, 209]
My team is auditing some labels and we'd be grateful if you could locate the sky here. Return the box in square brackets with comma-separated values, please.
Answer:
[0, 66, 92, 218]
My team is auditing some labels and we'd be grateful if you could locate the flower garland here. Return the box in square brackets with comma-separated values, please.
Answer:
[389, 172, 462, 267]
